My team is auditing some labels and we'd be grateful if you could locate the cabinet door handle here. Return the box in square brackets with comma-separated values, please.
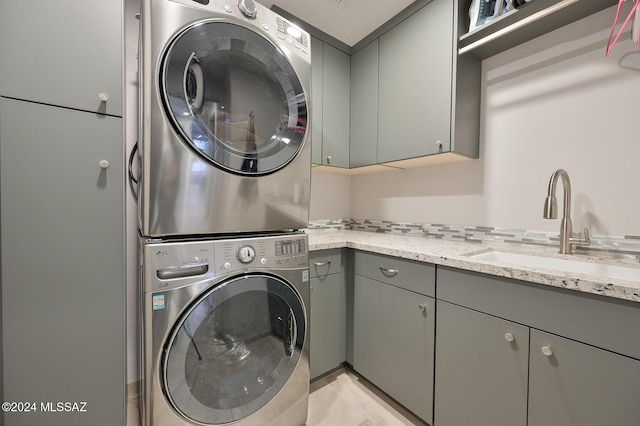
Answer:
[418, 304, 426, 312]
[313, 260, 331, 267]
[326, 155, 332, 164]
[379, 266, 398, 277]
[504, 332, 515, 342]
[541, 346, 553, 357]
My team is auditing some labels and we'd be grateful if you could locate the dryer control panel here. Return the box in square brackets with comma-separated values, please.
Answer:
[166, 0, 311, 62]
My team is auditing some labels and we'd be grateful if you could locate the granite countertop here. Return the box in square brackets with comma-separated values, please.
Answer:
[306, 229, 640, 303]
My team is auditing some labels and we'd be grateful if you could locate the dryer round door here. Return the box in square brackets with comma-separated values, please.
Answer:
[162, 273, 306, 425]
[161, 20, 308, 175]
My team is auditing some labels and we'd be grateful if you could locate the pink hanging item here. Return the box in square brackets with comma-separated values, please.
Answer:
[606, 0, 640, 56]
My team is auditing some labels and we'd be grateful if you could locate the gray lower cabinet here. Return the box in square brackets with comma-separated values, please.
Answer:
[434, 301, 529, 426]
[309, 249, 346, 379]
[352, 251, 435, 423]
[0, 0, 123, 116]
[437, 267, 640, 426]
[310, 38, 350, 168]
[0, 98, 125, 426]
[528, 330, 640, 426]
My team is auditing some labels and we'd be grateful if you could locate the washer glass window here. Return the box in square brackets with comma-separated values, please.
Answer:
[163, 274, 306, 424]
[161, 21, 308, 175]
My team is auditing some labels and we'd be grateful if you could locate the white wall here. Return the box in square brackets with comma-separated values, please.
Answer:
[310, 170, 352, 220]
[339, 5, 640, 237]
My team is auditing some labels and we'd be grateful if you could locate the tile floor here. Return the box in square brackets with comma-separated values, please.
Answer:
[308, 369, 424, 426]
[128, 368, 424, 426]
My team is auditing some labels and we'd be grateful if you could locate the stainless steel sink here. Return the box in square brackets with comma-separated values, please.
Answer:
[466, 250, 640, 283]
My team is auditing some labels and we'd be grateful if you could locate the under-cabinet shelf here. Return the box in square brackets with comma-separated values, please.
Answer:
[458, 0, 617, 59]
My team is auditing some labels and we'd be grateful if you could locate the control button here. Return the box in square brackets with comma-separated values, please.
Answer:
[262, 24, 269, 31]
[260, 258, 267, 265]
[224, 5, 232, 13]
[277, 32, 285, 40]
[224, 262, 232, 270]
[294, 41, 302, 50]
[286, 37, 293, 45]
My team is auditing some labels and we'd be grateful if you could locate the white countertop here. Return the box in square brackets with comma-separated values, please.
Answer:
[306, 229, 640, 303]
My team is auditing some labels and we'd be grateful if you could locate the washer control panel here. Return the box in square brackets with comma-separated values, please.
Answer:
[213, 233, 308, 273]
[142, 234, 307, 292]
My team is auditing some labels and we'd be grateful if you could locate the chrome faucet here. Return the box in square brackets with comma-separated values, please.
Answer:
[543, 169, 591, 254]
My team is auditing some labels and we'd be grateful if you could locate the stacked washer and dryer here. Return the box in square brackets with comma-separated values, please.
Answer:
[134, 0, 312, 425]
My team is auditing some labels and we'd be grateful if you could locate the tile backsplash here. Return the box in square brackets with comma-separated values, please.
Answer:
[308, 219, 640, 256]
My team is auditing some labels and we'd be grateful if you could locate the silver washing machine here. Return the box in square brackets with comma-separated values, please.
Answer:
[138, 0, 312, 237]
[139, 232, 310, 426]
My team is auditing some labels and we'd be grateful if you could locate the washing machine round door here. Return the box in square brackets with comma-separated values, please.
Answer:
[162, 274, 306, 424]
[161, 20, 308, 175]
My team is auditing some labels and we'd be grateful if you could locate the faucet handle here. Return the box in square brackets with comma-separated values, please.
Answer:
[569, 228, 591, 249]
[572, 228, 591, 247]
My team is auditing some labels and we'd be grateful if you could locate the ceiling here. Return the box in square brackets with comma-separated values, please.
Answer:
[261, 0, 417, 47]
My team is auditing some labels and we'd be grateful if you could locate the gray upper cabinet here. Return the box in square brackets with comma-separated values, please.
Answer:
[0, 0, 123, 116]
[1, 98, 125, 426]
[310, 37, 324, 165]
[377, 0, 454, 163]
[349, 39, 378, 168]
[310, 37, 350, 168]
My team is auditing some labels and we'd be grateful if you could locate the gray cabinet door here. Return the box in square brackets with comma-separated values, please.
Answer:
[434, 301, 529, 426]
[349, 39, 378, 168]
[377, 0, 454, 163]
[310, 36, 324, 165]
[310, 273, 346, 379]
[0, 98, 125, 426]
[353, 275, 434, 423]
[321, 43, 350, 168]
[0, 0, 123, 116]
[529, 330, 640, 426]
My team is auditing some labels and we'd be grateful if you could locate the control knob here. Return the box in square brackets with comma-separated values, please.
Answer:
[238, 0, 258, 19]
[237, 245, 256, 264]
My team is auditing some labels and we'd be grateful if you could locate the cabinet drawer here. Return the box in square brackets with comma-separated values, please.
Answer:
[309, 249, 343, 279]
[354, 251, 435, 296]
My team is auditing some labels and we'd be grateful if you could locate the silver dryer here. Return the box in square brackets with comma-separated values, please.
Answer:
[138, 0, 312, 237]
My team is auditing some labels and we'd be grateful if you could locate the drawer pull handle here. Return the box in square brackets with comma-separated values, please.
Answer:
[504, 332, 515, 342]
[379, 267, 399, 277]
[541, 346, 553, 357]
[314, 261, 331, 267]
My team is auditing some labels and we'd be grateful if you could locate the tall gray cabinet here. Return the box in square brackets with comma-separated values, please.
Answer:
[0, 1, 125, 425]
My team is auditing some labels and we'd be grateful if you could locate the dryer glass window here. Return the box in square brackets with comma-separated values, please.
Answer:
[162, 274, 306, 424]
[161, 21, 308, 175]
